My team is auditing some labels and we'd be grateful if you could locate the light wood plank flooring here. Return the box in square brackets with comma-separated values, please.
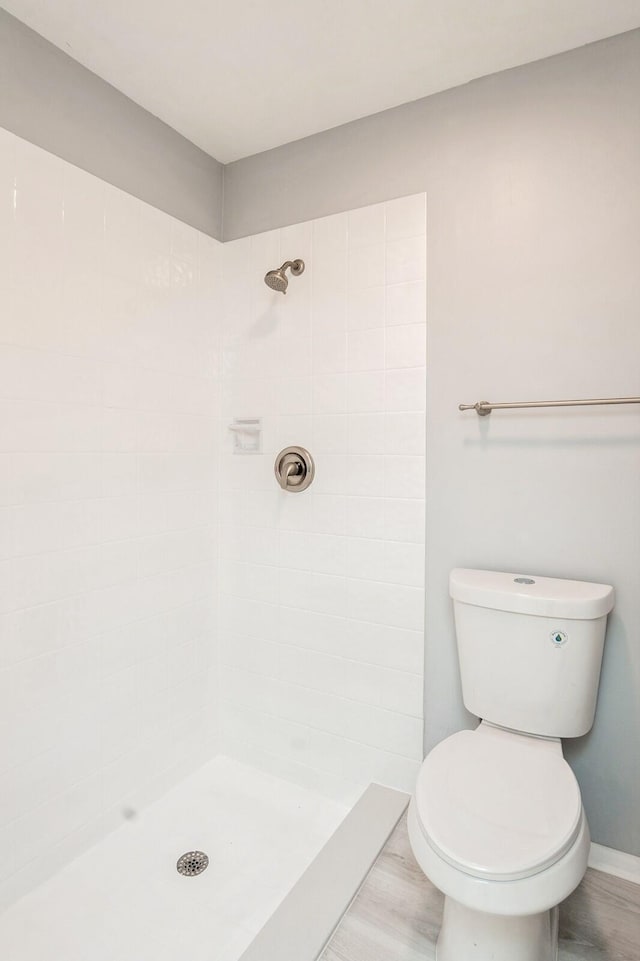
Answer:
[321, 814, 640, 961]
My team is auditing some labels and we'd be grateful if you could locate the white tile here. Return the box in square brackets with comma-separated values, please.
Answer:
[348, 203, 385, 248]
[386, 280, 426, 327]
[312, 494, 347, 536]
[0, 346, 102, 405]
[384, 541, 425, 587]
[313, 414, 348, 454]
[279, 569, 347, 618]
[384, 498, 425, 543]
[306, 453, 344, 495]
[280, 530, 347, 577]
[385, 235, 426, 286]
[385, 324, 426, 369]
[385, 194, 426, 242]
[312, 211, 348, 251]
[347, 537, 386, 582]
[278, 606, 423, 676]
[12, 773, 102, 866]
[0, 142, 224, 897]
[384, 454, 425, 500]
[313, 328, 347, 374]
[347, 371, 385, 412]
[347, 413, 386, 454]
[312, 373, 347, 414]
[348, 243, 385, 290]
[347, 579, 425, 634]
[312, 285, 347, 332]
[102, 408, 138, 452]
[344, 496, 386, 540]
[384, 411, 426, 455]
[347, 328, 385, 372]
[385, 367, 426, 411]
[276, 376, 312, 415]
[347, 285, 386, 331]
[9, 500, 100, 557]
[346, 454, 386, 498]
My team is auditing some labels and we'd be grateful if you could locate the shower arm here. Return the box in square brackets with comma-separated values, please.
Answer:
[280, 259, 304, 275]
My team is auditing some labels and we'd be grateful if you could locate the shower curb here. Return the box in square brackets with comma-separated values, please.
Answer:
[238, 783, 409, 961]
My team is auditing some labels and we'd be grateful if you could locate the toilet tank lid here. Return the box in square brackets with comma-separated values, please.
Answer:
[450, 568, 614, 620]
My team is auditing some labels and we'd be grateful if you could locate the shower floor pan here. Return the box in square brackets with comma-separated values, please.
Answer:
[0, 757, 347, 961]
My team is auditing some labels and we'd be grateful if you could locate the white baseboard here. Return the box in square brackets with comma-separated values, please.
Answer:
[589, 842, 640, 884]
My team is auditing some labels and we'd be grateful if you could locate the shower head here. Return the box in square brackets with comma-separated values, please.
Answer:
[264, 259, 305, 294]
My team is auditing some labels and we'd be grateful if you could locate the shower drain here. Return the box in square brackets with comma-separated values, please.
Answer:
[176, 851, 209, 877]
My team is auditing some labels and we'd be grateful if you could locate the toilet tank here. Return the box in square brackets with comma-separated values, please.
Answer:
[450, 569, 615, 738]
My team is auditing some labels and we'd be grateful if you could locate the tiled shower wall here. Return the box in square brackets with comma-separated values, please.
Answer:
[0, 129, 221, 907]
[0, 133, 427, 908]
[219, 195, 426, 801]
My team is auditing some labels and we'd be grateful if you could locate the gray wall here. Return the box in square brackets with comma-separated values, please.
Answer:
[0, 9, 223, 239]
[224, 30, 640, 857]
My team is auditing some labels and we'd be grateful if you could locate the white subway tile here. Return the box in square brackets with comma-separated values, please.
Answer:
[347, 413, 386, 454]
[347, 371, 385, 412]
[384, 498, 426, 544]
[312, 494, 347, 536]
[312, 373, 347, 414]
[384, 454, 425, 499]
[344, 496, 386, 540]
[12, 773, 103, 867]
[347, 537, 386, 582]
[312, 212, 348, 250]
[386, 280, 426, 327]
[347, 285, 386, 331]
[347, 578, 424, 634]
[346, 454, 386, 497]
[280, 531, 347, 577]
[348, 243, 385, 290]
[348, 203, 385, 248]
[313, 414, 348, 454]
[385, 324, 427, 369]
[313, 328, 347, 374]
[9, 500, 102, 557]
[384, 367, 426, 411]
[384, 411, 426, 455]
[347, 328, 385, 372]
[384, 541, 426, 587]
[0, 346, 102, 405]
[385, 234, 426, 285]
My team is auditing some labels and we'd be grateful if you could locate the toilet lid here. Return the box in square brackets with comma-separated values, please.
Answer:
[414, 728, 583, 881]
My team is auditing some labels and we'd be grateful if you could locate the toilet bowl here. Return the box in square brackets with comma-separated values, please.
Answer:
[408, 723, 590, 960]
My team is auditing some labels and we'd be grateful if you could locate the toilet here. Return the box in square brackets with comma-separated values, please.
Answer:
[408, 568, 615, 961]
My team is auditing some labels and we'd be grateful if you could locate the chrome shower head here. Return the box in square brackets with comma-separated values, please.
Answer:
[264, 259, 305, 294]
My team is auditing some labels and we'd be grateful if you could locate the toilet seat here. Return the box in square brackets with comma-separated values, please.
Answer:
[414, 725, 583, 882]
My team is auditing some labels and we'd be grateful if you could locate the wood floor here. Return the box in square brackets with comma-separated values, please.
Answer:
[321, 814, 640, 961]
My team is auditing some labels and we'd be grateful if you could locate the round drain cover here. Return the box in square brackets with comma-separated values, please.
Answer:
[176, 851, 209, 876]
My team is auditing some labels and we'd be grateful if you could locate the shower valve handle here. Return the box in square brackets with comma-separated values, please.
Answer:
[278, 460, 303, 489]
[275, 446, 315, 493]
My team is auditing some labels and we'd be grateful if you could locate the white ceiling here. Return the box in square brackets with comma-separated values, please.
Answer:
[4, 0, 640, 163]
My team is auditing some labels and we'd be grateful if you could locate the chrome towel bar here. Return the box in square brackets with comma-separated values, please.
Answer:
[459, 397, 640, 416]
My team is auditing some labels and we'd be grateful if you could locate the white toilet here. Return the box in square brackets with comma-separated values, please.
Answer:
[408, 568, 615, 961]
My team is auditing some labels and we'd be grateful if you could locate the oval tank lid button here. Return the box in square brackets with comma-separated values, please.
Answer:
[514, 577, 536, 585]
